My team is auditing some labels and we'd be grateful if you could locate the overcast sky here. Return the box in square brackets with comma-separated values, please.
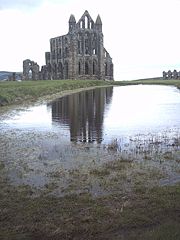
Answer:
[0, 0, 180, 80]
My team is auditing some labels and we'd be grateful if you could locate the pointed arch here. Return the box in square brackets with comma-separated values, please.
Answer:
[85, 15, 88, 28]
[28, 69, 33, 79]
[53, 63, 57, 72]
[93, 48, 97, 55]
[85, 32, 90, 55]
[90, 21, 94, 29]
[85, 61, 89, 75]
[78, 33, 82, 54]
[78, 41, 80, 54]
[80, 20, 83, 28]
[92, 33, 97, 55]
[93, 60, 97, 75]
[58, 62, 62, 72]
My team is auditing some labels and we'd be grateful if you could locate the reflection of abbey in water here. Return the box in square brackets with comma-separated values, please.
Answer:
[51, 87, 113, 142]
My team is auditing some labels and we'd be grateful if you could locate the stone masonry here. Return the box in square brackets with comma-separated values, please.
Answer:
[162, 70, 180, 80]
[23, 59, 40, 80]
[41, 10, 114, 80]
[23, 11, 114, 81]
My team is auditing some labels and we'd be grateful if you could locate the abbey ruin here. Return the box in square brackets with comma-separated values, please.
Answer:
[162, 70, 180, 80]
[23, 10, 114, 81]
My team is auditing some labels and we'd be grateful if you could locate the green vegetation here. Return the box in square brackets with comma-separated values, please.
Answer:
[0, 173, 179, 239]
[1, 78, 180, 106]
[114, 78, 180, 89]
[0, 130, 180, 239]
[0, 80, 111, 106]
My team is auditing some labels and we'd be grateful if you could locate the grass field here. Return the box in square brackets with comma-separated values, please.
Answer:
[114, 79, 180, 89]
[0, 80, 111, 106]
[1, 78, 180, 106]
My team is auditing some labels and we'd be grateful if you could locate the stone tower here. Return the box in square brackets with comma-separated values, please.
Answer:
[43, 10, 114, 80]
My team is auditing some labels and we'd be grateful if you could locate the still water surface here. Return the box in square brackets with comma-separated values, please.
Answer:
[2, 85, 180, 143]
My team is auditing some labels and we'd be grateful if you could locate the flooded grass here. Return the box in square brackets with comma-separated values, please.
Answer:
[0, 127, 180, 239]
[0, 173, 179, 239]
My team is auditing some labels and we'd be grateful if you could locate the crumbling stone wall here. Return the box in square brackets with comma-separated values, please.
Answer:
[42, 10, 114, 81]
[23, 11, 114, 81]
[163, 70, 180, 80]
[23, 59, 40, 80]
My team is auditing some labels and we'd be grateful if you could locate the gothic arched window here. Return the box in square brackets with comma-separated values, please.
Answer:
[85, 32, 90, 55]
[78, 41, 81, 54]
[93, 61, 97, 75]
[58, 62, 63, 72]
[85, 16, 88, 28]
[80, 21, 83, 28]
[85, 62, 89, 75]
[90, 21, 94, 29]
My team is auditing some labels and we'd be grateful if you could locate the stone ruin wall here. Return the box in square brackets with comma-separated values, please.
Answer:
[22, 11, 114, 81]
[22, 59, 40, 80]
[162, 70, 180, 80]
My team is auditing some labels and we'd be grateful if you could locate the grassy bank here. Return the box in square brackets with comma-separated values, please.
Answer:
[0, 80, 111, 106]
[114, 78, 180, 89]
[1, 78, 180, 106]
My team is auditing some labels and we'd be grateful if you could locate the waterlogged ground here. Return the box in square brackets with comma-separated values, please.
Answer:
[0, 126, 180, 195]
[0, 85, 180, 239]
[0, 127, 180, 239]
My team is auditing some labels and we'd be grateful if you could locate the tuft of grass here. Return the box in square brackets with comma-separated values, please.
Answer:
[90, 168, 110, 177]
[107, 139, 119, 151]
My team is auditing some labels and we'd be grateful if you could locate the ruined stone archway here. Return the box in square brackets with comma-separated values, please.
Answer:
[23, 59, 40, 80]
